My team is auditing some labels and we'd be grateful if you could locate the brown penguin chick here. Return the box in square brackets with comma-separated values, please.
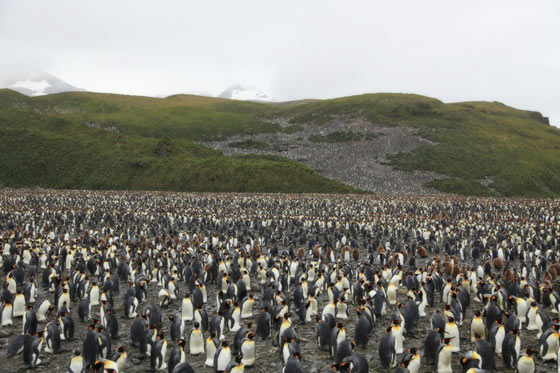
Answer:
[452, 265, 461, 278]
[547, 265, 558, 280]
[297, 247, 304, 259]
[504, 269, 514, 283]
[352, 247, 360, 261]
[417, 246, 427, 258]
[312, 245, 321, 259]
[552, 263, 560, 276]
[401, 250, 408, 263]
[443, 262, 453, 276]
[492, 258, 504, 271]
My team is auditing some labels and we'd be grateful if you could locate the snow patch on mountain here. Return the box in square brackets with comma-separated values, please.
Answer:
[10, 79, 51, 96]
[0, 71, 84, 96]
[218, 84, 273, 102]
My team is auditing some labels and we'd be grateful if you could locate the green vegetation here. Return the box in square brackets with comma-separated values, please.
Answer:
[309, 131, 377, 143]
[1, 89, 558, 196]
[0, 90, 356, 193]
[277, 93, 558, 197]
[228, 139, 270, 150]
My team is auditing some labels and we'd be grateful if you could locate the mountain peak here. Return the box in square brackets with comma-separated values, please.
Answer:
[218, 84, 272, 102]
[0, 71, 85, 96]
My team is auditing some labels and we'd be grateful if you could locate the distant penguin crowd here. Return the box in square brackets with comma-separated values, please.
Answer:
[1, 190, 560, 372]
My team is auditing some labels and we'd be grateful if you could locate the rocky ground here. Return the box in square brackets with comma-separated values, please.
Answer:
[201, 118, 443, 195]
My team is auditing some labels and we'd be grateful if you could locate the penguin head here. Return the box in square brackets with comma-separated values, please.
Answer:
[525, 347, 536, 356]
[117, 345, 126, 353]
[92, 361, 104, 372]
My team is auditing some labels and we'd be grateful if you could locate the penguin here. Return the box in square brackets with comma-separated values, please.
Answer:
[93, 360, 119, 372]
[36, 299, 54, 322]
[13, 290, 26, 317]
[330, 322, 346, 358]
[315, 314, 331, 351]
[283, 352, 301, 373]
[335, 339, 355, 364]
[228, 303, 242, 332]
[240, 295, 255, 319]
[170, 362, 195, 373]
[97, 326, 112, 360]
[125, 294, 138, 319]
[214, 340, 232, 373]
[256, 307, 271, 341]
[169, 314, 184, 342]
[59, 311, 75, 340]
[24, 332, 44, 368]
[436, 338, 454, 373]
[44, 320, 62, 354]
[205, 331, 219, 367]
[391, 319, 405, 354]
[484, 320, 500, 352]
[68, 350, 84, 373]
[168, 339, 186, 373]
[150, 334, 168, 371]
[189, 321, 205, 355]
[387, 283, 397, 305]
[111, 345, 127, 373]
[444, 316, 460, 352]
[342, 353, 369, 373]
[336, 299, 349, 320]
[460, 351, 482, 371]
[526, 302, 539, 331]
[471, 310, 486, 341]
[181, 294, 194, 322]
[0, 300, 12, 326]
[379, 327, 397, 368]
[130, 314, 146, 347]
[424, 328, 442, 366]
[401, 347, 421, 373]
[322, 301, 337, 319]
[503, 328, 521, 369]
[78, 299, 91, 323]
[83, 325, 100, 368]
[240, 332, 256, 367]
[233, 322, 251, 355]
[101, 307, 117, 338]
[7, 334, 26, 356]
[90, 282, 100, 306]
[516, 347, 536, 373]
[354, 308, 370, 348]
[539, 324, 559, 361]
[58, 288, 71, 312]
[23, 305, 38, 336]
[474, 334, 495, 372]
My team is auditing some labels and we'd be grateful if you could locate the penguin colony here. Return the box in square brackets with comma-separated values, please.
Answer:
[1, 190, 560, 372]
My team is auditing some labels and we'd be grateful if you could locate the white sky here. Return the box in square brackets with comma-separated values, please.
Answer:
[0, 0, 558, 125]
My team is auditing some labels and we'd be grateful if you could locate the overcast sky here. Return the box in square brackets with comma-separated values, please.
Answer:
[1, 0, 558, 125]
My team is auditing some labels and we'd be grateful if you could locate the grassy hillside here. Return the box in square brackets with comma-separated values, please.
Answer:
[274, 94, 558, 197]
[1, 89, 558, 197]
[0, 90, 356, 193]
